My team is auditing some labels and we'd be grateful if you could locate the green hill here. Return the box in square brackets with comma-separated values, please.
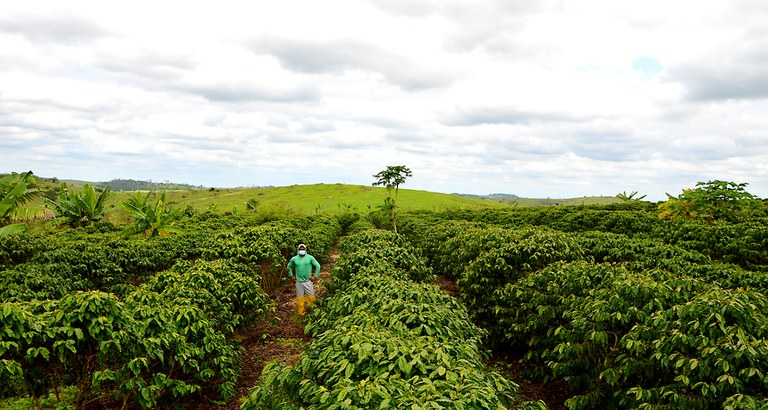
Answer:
[105, 183, 511, 219]
[12, 176, 623, 224]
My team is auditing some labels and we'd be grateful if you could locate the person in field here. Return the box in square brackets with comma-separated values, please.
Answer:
[286, 243, 321, 316]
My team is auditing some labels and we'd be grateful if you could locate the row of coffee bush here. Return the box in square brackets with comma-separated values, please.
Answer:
[399, 212, 768, 409]
[405, 205, 768, 272]
[1, 214, 341, 407]
[1, 260, 269, 407]
[242, 229, 544, 409]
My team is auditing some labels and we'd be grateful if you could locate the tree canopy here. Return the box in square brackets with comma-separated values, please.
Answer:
[372, 165, 413, 233]
[658, 180, 758, 224]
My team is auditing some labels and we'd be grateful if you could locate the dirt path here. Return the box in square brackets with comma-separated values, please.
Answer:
[195, 251, 338, 410]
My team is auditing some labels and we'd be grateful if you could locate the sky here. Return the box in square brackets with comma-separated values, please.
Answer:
[2, 0, 767, 201]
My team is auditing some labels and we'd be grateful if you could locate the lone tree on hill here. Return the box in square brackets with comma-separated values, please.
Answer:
[372, 165, 412, 233]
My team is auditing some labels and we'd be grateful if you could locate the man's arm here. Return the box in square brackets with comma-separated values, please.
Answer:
[287, 258, 295, 279]
[311, 257, 321, 277]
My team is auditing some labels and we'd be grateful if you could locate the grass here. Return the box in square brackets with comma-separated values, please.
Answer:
[16, 182, 623, 224]
[0, 386, 77, 410]
[102, 183, 513, 221]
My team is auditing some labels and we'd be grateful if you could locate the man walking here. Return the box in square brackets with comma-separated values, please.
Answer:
[287, 243, 321, 316]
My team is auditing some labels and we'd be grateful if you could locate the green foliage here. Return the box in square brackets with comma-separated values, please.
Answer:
[335, 210, 361, 235]
[492, 262, 619, 354]
[201, 217, 340, 294]
[658, 180, 759, 224]
[0, 210, 339, 407]
[0, 171, 41, 235]
[0, 285, 253, 407]
[113, 289, 242, 407]
[404, 203, 768, 408]
[0, 232, 207, 301]
[432, 225, 516, 278]
[372, 165, 413, 199]
[617, 288, 768, 409]
[372, 165, 413, 233]
[0, 172, 40, 221]
[490, 262, 720, 408]
[398, 216, 486, 277]
[260, 324, 516, 409]
[654, 220, 768, 272]
[1, 292, 135, 406]
[45, 183, 112, 227]
[0, 225, 28, 236]
[456, 227, 583, 311]
[121, 192, 183, 238]
[616, 190, 646, 202]
[333, 229, 434, 283]
[145, 259, 273, 334]
[0, 233, 49, 270]
[306, 275, 483, 343]
[346, 216, 377, 234]
[573, 231, 712, 272]
[0, 386, 78, 410]
[418, 204, 659, 236]
[243, 229, 528, 409]
[0, 263, 88, 302]
[684, 263, 768, 293]
[3, 184, 766, 408]
[97, 178, 200, 191]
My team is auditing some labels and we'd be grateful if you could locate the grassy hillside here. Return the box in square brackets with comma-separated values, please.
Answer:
[105, 183, 511, 218]
[13, 178, 623, 224]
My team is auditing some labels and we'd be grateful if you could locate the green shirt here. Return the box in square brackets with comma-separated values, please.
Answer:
[287, 254, 321, 282]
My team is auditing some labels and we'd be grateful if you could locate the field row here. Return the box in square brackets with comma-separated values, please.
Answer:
[400, 209, 768, 409]
[243, 228, 544, 409]
[1, 213, 341, 408]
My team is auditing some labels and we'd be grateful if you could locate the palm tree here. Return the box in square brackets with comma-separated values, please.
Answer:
[121, 192, 183, 238]
[44, 183, 112, 226]
[0, 171, 41, 235]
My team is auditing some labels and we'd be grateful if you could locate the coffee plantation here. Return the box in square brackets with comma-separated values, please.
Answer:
[2, 191, 767, 409]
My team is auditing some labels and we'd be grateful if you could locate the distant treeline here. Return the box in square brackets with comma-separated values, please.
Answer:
[451, 193, 520, 199]
[95, 179, 204, 191]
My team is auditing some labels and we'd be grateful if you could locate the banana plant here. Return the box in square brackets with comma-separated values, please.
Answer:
[616, 190, 647, 202]
[121, 192, 183, 238]
[44, 183, 111, 226]
[0, 171, 41, 235]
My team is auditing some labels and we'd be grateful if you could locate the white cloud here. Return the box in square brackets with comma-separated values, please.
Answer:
[1, 0, 767, 201]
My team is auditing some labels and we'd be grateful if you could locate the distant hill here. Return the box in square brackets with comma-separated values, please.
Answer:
[93, 179, 204, 191]
[452, 193, 520, 200]
[452, 192, 619, 206]
[11, 172, 624, 223]
[103, 183, 512, 219]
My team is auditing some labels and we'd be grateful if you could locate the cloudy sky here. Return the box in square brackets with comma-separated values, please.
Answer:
[2, 0, 767, 200]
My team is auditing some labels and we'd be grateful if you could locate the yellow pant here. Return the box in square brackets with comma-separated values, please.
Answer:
[296, 295, 316, 315]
